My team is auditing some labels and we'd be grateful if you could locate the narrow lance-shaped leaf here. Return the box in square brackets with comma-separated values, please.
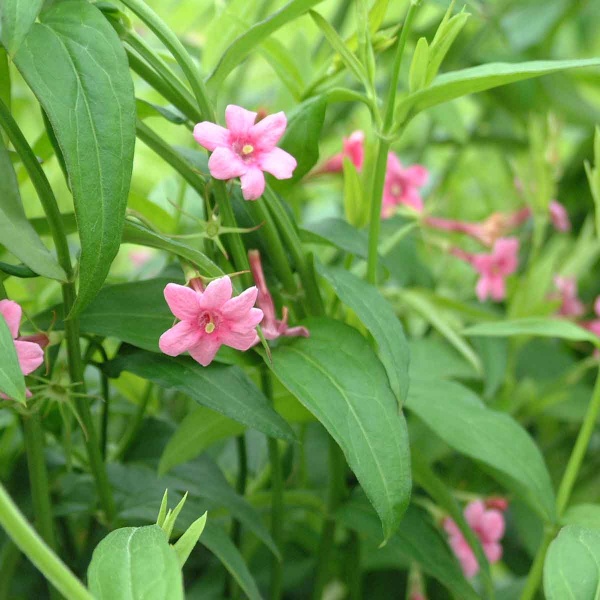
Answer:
[0, 140, 66, 281]
[268, 318, 411, 540]
[0, 313, 26, 404]
[14, 0, 136, 314]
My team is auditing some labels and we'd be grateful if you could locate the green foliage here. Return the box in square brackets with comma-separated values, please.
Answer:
[0, 312, 25, 403]
[0, 0, 43, 56]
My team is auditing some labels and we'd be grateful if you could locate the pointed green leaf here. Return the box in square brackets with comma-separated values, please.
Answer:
[0, 140, 65, 281]
[409, 37, 429, 92]
[0, 0, 44, 56]
[174, 512, 207, 568]
[342, 157, 367, 228]
[0, 312, 25, 404]
[268, 318, 411, 540]
[14, 0, 136, 314]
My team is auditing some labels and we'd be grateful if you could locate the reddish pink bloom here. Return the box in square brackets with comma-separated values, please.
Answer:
[470, 238, 519, 302]
[485, 497, 509, 512]
[248, 250, 309, 341]
[549, 200, 570, 232]
[382, 153, 428, 218]
[582, 297, 600, 338]
[0, 300, 45, 400]
[159, 277, 264, 367]
[319, 130, 365, 174]
[552, 276, 584, 318]
[193, 105, 297, 200]
[444, 500, 506, 578]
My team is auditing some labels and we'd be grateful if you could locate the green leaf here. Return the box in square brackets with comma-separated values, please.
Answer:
[174, 512, 207, 567]
[464, 317, 600, 347]
[201, 523, 262, 600]
[409, 37, 429, 92]
[396, 58, 600, 123]
[111, 349, 295, 444]
[14, 0, 136, 314]
[0, 0, 43, 56]
[271, 95, 326, 190]
[336, 497, 479, 600]
[544, 526, 600, 599]
[268, 318, 411, 540]
[406, 378, 556, 521]
[0, 312, 25, 404]
[136, 99, 187, 125]
[562, 504, 600, 529]
[317, 264, 409, 404]
[260, 38, 305, 99]
[0, 140, 66, 281]
[585, 126, 600, 239]
[87, 525, 184, 600]
[342, 157, 367, 228]
[207, 0, 325, 90]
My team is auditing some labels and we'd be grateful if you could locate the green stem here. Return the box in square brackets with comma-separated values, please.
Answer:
[312, 439, 346, 599]
[112, 382, 153, 461]
[119, 0, 214, 120]
[0, 483, 93, 600]
[0, 541, 20, 600]
[228, 435, 248, 599]
[0, 98, 115, 524]
[262, 368, 283, 600]
[366, 1, 419, 284]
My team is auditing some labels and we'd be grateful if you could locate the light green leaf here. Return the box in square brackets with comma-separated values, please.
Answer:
[0, 312, 25, 404]
[342, 157, 367, 228]
[426, 8, 469, 85]
[174, 512, 207, 568]
[207, 0, 325, 91]
[260, 38, 304, 99]
[0, 140, 65, 281]
[268, 318, 411, 540]
[397, 58, 600, 123]
[562, 504, 600, 529]
[544, 526, 600, 599]
[406, 378, 556, 521]
[87, 525, 184, 600]
[14, 0, 136, 314]
[136, 99, 187, 125]
[585, 126, 600, 239]
[111, 349, 295, 444]
[0, 0, 43, 56]
[464, 317, 600, 347]
[409, 37, 429, 92]
[317, 264, 409, 404]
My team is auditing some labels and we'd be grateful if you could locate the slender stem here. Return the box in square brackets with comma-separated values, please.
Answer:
[228, 435, 248, 599]
[346, 532, 362, 600]
[112, 382, 153, 460]
[0, 98, 115, 523]
[0, 541, 20, 600]
[100, 371, 110, 460]
[520, 528, 556, 600]
[119, 0, 214, 120]
[262, 368, 283, 600]
[0, 483, 93, 600]
[312, 439, 346, 599]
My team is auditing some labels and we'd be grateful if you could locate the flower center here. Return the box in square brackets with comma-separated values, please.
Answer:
[232, 140, 256, 163]
[198, 311, 220, 334]
[242, 144, 254, 155]
[390, 181, 403, 197]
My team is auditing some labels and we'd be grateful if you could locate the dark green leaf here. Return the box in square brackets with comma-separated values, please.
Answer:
[0, 0, 43, 56]
[0, 313, 25, 404]
[87, 525, 184, 600]
[0, 140, 65, 281]
[544, 526, 600, 599]
[111, 350, 295, 444]
[207, 0, 325, 90]
[136, 99, 187, 124]
[317, 264, 409, 404]
[15, 0, 136, 314]
[301, 218, 370, 259]
[406, 378, 556, 521]
[268, 318, 411, 540]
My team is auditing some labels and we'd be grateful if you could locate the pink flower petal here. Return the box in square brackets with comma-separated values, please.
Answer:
[344, 131, 365, 170]
[402, 188, 424, 212]
[199, 276, 233, 311]
[443, 518, 461, 537]
[159, 321, 202, 357]
[258, 147, 297, 180]
[14, 340, 44, 376]
[225, 105, 257, 137]
[386, 151, 402, 174]
[188, 336, 222, 367]
[164, 284, 201, 321]
[219, 329, 260, 351]
[483, 541, 503, 563]
[240, 167, 266, 200]
[0, 300, 22, 338]
[208, 147, 247, 180]
[489, 275, 506, 301]
[476, 276, 492, 301]
[222, 287, 259, 320]
[480, 510, 505, 542]
[193, 122, 230, 151]
[403, 164, 429, 187]
[595, 297, 600, 318]
[251, 111, 287, 150]
[464, 500, 486, 527]
[228, 307, 264, 332]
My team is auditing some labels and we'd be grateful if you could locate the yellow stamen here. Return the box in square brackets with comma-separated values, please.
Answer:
[242, 144, 254, 155]
[205, 322, 215, 334]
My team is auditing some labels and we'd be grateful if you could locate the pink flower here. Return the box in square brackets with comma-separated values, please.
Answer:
[444, 500, 506, 578]
[159, 277, 264, 367]
[248, 250, 309, 341]
[549, 200, 570, 232]
[470, 238, 519, 302]
[319, 130, 365, 174]
[582, 297, 600, 338]
[382, 153, 428, 218]
[193, 105, 297, 200]
[0, 300, 45, 400]
[552, 276, 584, 318]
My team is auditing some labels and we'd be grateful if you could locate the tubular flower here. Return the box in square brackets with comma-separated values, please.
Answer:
[470, 238, 519, 302]
[318, 130, 365, 174]
[382, 152, 428, 218]
[193, 104, 297, 200]
[159, 277, 264, 367]
[0, 300, 45, 400]
[444, 500, 506, 578]
[248, 250, 309, 341]
[549, 200, 571, 232]
[552, 276, 584, 318]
